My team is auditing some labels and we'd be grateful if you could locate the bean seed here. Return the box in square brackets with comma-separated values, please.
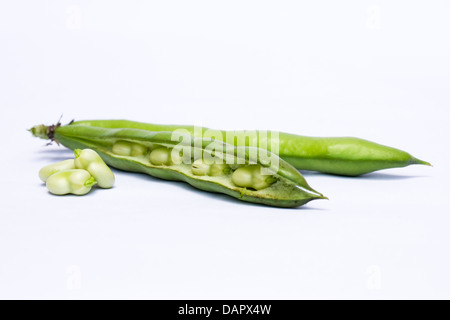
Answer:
[74, 149, 115, 188]
[46, 169, 96, 195]
[232, 165, 276, 190]
[39, 159, 75, 182]
[149, 147, 172, 166]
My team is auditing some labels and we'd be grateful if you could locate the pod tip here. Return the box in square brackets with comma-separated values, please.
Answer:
[311, 192, 328, 200]
[412, 158, 432, 167]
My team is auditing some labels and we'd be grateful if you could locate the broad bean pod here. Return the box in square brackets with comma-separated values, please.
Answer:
[69, 120, 430, 176]
[30, 124, 326, 207]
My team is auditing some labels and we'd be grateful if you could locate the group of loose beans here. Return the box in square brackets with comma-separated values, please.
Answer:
[39, 149, 115, 195]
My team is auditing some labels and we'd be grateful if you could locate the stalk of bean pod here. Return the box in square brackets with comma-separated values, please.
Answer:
[29, 123, 326, 208]
[68, 119, 431, 176]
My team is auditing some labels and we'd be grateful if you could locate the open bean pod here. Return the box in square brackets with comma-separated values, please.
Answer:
[31, 124, 326, 207]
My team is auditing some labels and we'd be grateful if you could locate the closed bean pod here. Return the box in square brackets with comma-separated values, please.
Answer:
[69, 119, 431, 176]
[74, 149, 115, 188]
[46, 169, 97, 195]
[39, 159, 75, 182]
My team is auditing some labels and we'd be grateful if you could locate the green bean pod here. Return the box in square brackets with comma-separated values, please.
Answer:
[30, 124, 326, 208]
[69, 119, 430, 176]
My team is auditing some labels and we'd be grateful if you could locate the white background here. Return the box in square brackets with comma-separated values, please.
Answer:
[1, 0, 449, 299]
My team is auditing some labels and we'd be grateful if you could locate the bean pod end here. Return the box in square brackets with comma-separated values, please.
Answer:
[411, 158, 432, 167]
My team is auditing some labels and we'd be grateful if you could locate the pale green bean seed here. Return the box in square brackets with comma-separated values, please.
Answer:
[191, 160, 230, 176]
[113, 141, 148, 157]
[46, 169, 96, 195]
[209, 163, 230, 176]
[74, 149, 115, 188]
[131, 143, 148, 157]
[170, 147, 187, 165]
[112, 140, 133, 156]
[231, 167, 253, 187]
[39, 159, 75, 182]
[232, 165, 276, 190]
[191, 159, 210, 176]
[149, 147, 172, 166]
[252, 173, 276, 190]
